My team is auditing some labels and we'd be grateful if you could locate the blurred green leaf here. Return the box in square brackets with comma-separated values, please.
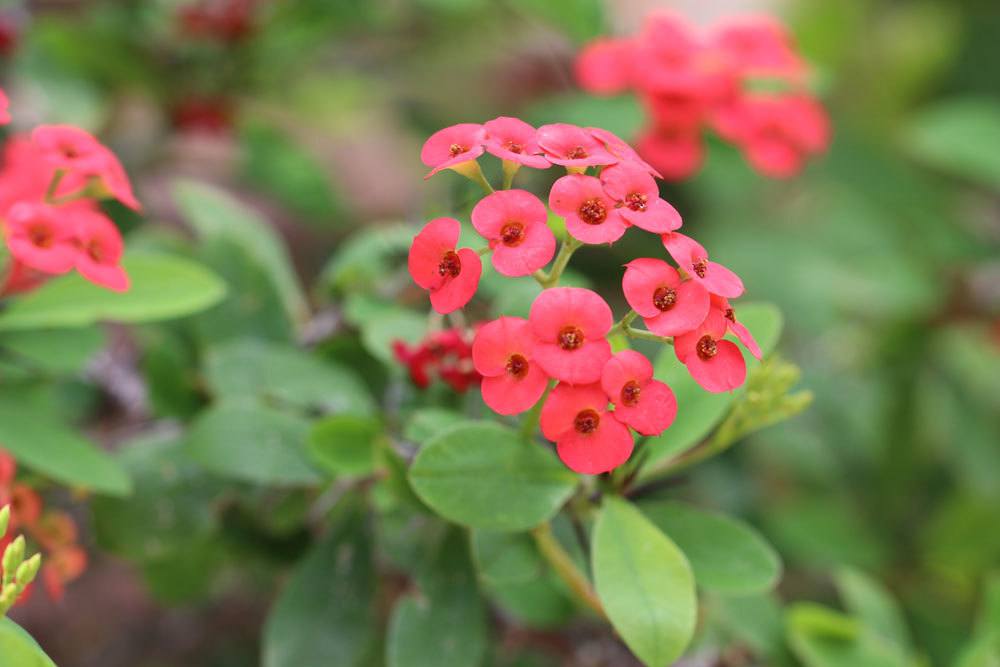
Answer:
[403, 408, 466, 444]
[904, 97, 1000, 189]
[174, 180, 308, 325]
[835, 568, 912, 649]
[307, 414, 381, 477]
[408, 422, 577, 531]
[526, 94, 643, 140]
[786, 603, 912, 667]
[592, 497, 697, 667]
[263, 502, 377, 667]
[184, 404, 321, 486]
[0, 618, 57, 667]
[0, 391, 130, 496]
[0, 326, 105, 374]
[640, 500, 781, 595]
[0, 253, 225, 331]
[205, 338, 374, 416]
[387, 529, 488, 667]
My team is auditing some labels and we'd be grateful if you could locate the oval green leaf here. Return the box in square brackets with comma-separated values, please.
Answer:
[408, 422, 577, 531]
[308, 414, 381, 476]
[0, 618, 57, 667]
[640, 500, 781, 595]
[184, 404, 321, 485]
[0, 253, 226, 331]
[0, 393, 131, 496]
[592, 497, 697, 667]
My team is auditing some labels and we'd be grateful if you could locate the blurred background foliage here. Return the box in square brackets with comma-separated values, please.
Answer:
[0, 0, 998, 665]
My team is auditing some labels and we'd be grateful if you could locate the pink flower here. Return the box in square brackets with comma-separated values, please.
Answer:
[601, 350, 677, 436]
[662, 231, 744, 298]
[587, 126, 662, 178]
[621, 258, 710, 336]
[732, 95, 830, 178]
[548, 174, 627, 245]
[711, 15, 805, 81]
[636, 126, 704, 181]
[528, 287, 612, 385]
[472, 317, 549, 415]
[92, 151, 141, 211]
[711, 294, 761, 359]
[407, 217, 482, 314]
[674, 308, 746, 393]
[471, 190, 555, 276]
[536, 123, 617, 168]
[4, 202, 76, 274]
[600, 162, 681, 233]
[540, 382, 633, 474]
[420, 123, 486, 178]
[70, 209, 129, 292]
[0, 89, 9, 125]
[575, 38, 634, 95]
[31, 125, 108, 174]
[482, 117, 549, 169]
[633, 12, 704, 93]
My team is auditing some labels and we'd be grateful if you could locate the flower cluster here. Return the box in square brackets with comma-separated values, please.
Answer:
[575, 12, 830, 180]
[392, 328, 481, 393]
[407, 118, 760, 474]
[0, 450, 87, 604]
[0, 92, 139, 295]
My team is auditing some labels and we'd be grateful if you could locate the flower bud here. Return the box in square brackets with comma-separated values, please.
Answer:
[0, 505, 9, 538]
[0, 582, 16, 616]
[2, 535, 25, 587]
[15, 553, 41, 589]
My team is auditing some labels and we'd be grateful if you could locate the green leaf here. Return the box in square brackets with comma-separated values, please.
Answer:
[387, 529, 488, 667]
[403, 408, 466, 444]
[184, 404, 321, 485]
[904, 97, 1000, 189]
[786, 603, 910, 667]
[640, 500, 781, 595]
[0, 326, 105, 374]
[408, 422, 577, 531]
[592, 497, 697, 667]
[308, 415, 381, 476]
[0, 253, 226, 331]
[835, 568, 911, 648]
[173, 179, 308, 324]
[642, 302, 783, 473]
[205, 338, 374, 416]
[0, 391, 130, 496]
[263, 502, 376, 667]
[0, 618, 57, 667]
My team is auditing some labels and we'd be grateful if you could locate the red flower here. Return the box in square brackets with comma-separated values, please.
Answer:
[710, 294, 761, 359]
[601, 350, 677, 436]
[662, 231, 744, 298]
[71, 209, 130, 292]
[528, 287, 612, 385]
[600, 161, 682, 233]
[471, 190, 555, 276]
[549, 174, 627, 245]
[0, 88, 9, 125]
[587, 126, 662, 178]
[674, 308, 746, 393]
[575, 38, 634, 95]
[392, 328, 480, 392]
[420, 123, 486, 178]
[407, 217, 482, 314]
[711, 15, 805, 81]
[483, 117, 550, 169]
[4, 202, 77, 275]
[540, 383, 633, 474]
[31, 125, 108, 174]
[636, 125, 704, 181]
[731, 94, 830, 178]
[622, 257, 710, 336]
[472, 317, 549, 415]
[537, 123, 617, 169]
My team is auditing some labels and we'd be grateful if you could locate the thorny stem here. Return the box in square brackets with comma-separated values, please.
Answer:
[531, 521, 605, 618]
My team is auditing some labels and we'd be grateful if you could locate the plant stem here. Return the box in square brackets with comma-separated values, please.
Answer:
[542, 238, 582, 288]
[44, 169, 65, 204]
[502, 160, 519, 189]
[520, 380, 554, 440]
[531, 521, 605, 618]
[466, 161, 495, 194]
[623, 327, 673, 345]
[611, 309, 638, 334]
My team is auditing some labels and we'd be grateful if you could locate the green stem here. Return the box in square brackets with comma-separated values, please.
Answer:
[531, 521, 605, 618]
[611, 310, 639, 334]
[464, 161, 494, 195]
[622, 327, 673, 345]
[542, 238, 582, 288]
[477, 245, 492, 256]
[502, 160, 519, 189]
[44, 169, 66, 204]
